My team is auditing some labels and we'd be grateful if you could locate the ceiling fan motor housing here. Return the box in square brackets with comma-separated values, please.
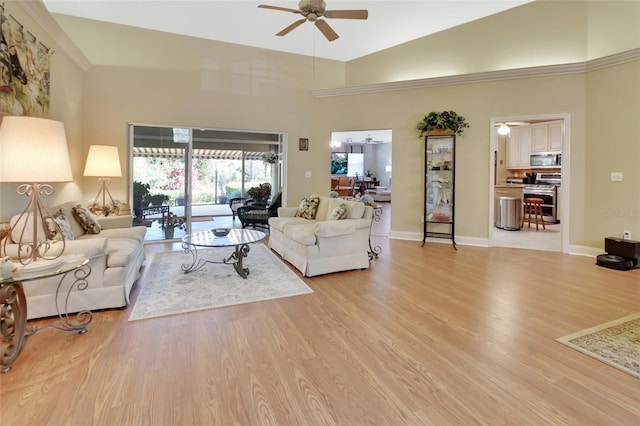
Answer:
[299, 0, 326, 17]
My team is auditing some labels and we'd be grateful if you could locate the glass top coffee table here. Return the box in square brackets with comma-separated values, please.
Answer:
[181, 228, 266, 278]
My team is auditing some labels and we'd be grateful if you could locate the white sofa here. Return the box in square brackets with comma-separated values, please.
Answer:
[2, 202, 146, 319]
[268, 196, 373, 277]
[365, 186, 392, 202]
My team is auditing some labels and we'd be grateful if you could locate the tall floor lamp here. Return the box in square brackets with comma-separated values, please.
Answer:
[83, 145, 122, 211]
[0, 116, 73, 266]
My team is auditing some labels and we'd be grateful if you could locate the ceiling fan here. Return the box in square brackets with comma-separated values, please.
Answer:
[362, 136, 381, 145]
[258, 0, 368, 42]
[349, 136, 382, 145]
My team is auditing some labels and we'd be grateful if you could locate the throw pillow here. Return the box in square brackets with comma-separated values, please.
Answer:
[72, 205, 102, 234]
[294, 196, 320, 220]
[45, 210, 75, 241]
[328, 203, 348, 221]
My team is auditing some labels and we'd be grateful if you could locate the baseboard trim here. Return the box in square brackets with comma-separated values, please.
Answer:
[568, 245, 602, 258]
[390, 231, 603, 258]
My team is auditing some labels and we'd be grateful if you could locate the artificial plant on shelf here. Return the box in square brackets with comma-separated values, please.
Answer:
[416, 110, 470, 138]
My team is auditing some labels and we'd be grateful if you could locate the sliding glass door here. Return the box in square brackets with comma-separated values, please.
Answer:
[129, 124, 283, 241]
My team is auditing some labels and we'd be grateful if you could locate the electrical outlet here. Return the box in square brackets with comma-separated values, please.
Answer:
[623, 230, 631, 240]
[611, 172, 623, 182]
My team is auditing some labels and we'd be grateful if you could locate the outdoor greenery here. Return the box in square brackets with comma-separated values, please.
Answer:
[133, 157, 272, 205]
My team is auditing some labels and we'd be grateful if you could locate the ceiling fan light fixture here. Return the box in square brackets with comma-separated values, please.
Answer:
[497, 124, 511, 135]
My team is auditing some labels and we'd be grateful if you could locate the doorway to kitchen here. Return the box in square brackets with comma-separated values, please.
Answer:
[489, 114, 570, 253]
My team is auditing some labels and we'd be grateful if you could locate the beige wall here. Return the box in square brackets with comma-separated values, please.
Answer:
[587, 0, 640, 60]
[0, 1, 85, 218]
[2, 1, 638, 251]
[345, 1, 589, 86]
[584, 61, 640, 247]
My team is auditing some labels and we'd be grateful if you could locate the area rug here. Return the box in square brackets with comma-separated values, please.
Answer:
[556, 313, 640, 379]
[129, 244, 313, 321]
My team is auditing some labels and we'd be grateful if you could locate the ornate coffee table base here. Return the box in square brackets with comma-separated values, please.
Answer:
[0, 264, 92, 373]
[181, 243, 252, 278]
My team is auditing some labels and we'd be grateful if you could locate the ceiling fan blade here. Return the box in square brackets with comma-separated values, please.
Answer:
[323, 10, 368, 20]
[258, 5, 302, 14]
[315, 19, 339, 42]
[276, 19, 307, 37]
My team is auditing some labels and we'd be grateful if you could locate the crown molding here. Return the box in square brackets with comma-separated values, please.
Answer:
[313, 49, 640, 98]
[585, 48, 640, 72]
[17, 0, 91, 71]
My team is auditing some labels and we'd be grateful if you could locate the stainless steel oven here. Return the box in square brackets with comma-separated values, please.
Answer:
[523, 185, 556, 224]
[523, 182, 558, 224]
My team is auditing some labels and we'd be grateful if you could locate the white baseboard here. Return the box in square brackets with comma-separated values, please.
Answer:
[389, 231, 602, 258]
[568, 245, 602, 258]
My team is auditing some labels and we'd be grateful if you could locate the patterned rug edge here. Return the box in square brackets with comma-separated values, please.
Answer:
[556, 312, 640, 379]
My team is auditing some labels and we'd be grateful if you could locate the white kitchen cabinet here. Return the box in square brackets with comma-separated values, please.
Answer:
[548, 121, 562, 151]
[506, 126, 531, 169]
[531, 121, 562, 153]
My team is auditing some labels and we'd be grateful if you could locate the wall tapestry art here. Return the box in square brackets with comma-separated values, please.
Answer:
[1, 5, 52, 118]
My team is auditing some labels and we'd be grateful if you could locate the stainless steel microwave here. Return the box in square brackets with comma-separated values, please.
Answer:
[530, 152, 561, 168]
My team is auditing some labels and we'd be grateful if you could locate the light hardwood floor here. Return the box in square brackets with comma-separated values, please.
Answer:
[2, 234, 639, 425]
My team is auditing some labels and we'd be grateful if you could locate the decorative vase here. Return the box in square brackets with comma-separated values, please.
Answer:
[426, 128, 455, 136]
[164, 227, 175, 239]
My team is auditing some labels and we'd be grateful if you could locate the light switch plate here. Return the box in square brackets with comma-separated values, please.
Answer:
[304, 171, 312, 178]
[611, 172, 623, 182]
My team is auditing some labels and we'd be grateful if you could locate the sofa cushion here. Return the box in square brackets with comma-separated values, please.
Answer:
[72, 205, 102, 234]
[327, 197, 365, 219]
[79, 226, 146, 244]
[327, 203, 348, 220]
[294, 196, 320, 219]
[284, 224, 317, 246]
[269, 216, 314, 232]
[314, 221, 355, 237]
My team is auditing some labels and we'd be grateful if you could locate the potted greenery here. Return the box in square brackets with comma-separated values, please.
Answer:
[416, 110, 470, 138]
[162, 212, 186, 239]
[133, 181, 151, 219]
[247, 182, 272, 204]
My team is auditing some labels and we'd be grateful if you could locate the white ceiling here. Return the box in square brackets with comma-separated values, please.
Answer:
[42, 0, 532, 62]
[332, 129, 392, 145]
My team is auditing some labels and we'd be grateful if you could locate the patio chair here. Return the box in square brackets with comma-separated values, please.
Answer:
[229, 196, 251, 220]
[237, 191, 282, 230]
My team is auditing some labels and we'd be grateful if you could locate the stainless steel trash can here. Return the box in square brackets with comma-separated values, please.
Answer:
[495, 196, 521, 230]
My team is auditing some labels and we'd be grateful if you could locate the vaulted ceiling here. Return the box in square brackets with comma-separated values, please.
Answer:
[42, 0, 532, 62]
